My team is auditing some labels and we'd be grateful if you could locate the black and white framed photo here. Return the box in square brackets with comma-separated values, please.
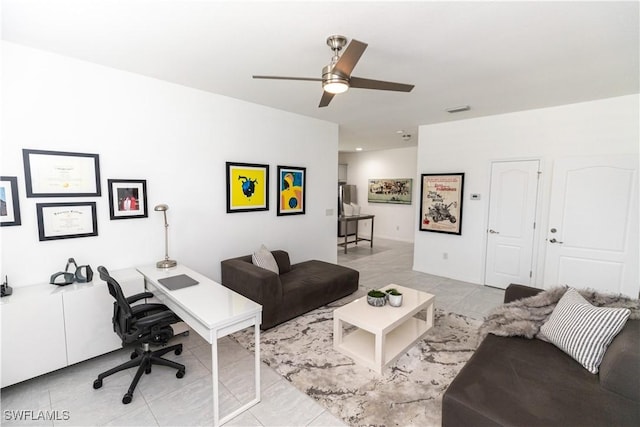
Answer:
[107, 179, 148, 220]
[277, 165, 306, 216]
[23, 149, 101, 197]
[36, 202, 98, 241]
[0, 176, 21, 227]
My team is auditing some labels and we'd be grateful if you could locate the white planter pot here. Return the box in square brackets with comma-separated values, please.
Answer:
[388, 294, 403, 307]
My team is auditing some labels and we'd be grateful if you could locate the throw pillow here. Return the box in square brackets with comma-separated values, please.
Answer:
[540, 288, 630, 374]
[252, 245, 279, 274]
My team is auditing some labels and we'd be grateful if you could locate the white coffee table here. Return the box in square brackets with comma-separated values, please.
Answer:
[333, 284, 435, 374]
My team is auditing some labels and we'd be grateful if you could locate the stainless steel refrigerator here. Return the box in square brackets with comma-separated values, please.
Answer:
[338, 184, 357, 237]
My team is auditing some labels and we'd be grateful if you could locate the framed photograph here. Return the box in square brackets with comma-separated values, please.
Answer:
[0, 176, 21, 227]
[226, 162, 269, 213]
[107, 179, 148, 220]
[22, 149, 101, 197]
[419, 173, 465, 235]
[277, 166, 306, 216]
[368, 178, 412, 205]
[36, 202, 98, 241]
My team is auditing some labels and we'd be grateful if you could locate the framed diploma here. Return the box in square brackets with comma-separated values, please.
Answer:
[36, 202, 98, 241]
[0, 176, 22, 227]
[23, 149, 101, 197]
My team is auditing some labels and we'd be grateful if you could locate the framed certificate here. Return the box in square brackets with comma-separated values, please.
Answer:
[36, 202, 98, 241]
[23, 149, 101, 197]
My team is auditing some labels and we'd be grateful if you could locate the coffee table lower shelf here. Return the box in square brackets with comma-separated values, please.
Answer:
[335, 317, 431, 374]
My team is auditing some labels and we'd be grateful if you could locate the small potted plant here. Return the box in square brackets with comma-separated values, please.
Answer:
[367, 289, 387, 307]
[386, 288, 403, 307]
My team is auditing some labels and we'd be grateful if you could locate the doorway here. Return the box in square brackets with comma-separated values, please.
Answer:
[485, 160, 540, 289]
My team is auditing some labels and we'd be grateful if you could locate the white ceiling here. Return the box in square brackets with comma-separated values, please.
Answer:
[2, 1, 638, 152]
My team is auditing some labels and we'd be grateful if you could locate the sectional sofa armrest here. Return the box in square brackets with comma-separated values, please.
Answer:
[504, 283, 543, 304]
[220, 259, 284, 308]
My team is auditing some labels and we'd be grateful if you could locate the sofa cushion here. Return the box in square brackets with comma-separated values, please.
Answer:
[442, 333, 639, 426]
[271, 250, 292, 274]
[540, 288, 630, 374]
[252, 245, 279, 274]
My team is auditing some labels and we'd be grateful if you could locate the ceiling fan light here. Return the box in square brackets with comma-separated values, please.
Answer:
[323, 79, 349, 94]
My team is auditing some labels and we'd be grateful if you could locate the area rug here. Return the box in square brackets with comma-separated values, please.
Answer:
[231, 297, 482, 427]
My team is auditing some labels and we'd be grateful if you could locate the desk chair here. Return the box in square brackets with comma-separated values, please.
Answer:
[93, 266, 186, 404]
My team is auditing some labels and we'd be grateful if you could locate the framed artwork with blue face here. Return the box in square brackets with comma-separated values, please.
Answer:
[226, 162, 269, 213]
[277, 166, 306, 216]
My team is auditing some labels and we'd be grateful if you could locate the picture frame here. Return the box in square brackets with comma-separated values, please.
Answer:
[277, 166, 306, 216]
[107, 179, 148, 220]
[226, 162, 269, 213]
[368, 178, 412, 205]
[0, 176, 22, 227]
[419, 173, 465, 235]
[22, 149, 101, 197]
[36, 202, 98, 241]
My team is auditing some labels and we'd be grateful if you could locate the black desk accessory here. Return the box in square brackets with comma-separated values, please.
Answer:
[1, 275, 12, 297]
[50, 258, 94, 286]
[158, 274, 199, 291]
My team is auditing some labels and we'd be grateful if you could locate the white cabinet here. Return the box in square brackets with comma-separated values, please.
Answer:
[1, 268, 144, 387]
[1, 285, 67, 387]
[64, 269, 144, 365]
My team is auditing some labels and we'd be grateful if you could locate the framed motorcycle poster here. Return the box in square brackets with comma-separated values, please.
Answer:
[419, 173, 464, 235]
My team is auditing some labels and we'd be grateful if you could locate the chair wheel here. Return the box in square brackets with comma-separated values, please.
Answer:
[122, 393, 132, 404]
[175, 348, 182, 356]
[130, 352, 139, 359]
[176, 369, 185, 379]
[145, 367, 152, 374]
[182, 330, 190, 337]
[93, 379, 102, 389]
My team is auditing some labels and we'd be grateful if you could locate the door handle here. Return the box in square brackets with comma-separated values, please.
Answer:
[488, 229, 500, 234]
[549, 238, 564, 244]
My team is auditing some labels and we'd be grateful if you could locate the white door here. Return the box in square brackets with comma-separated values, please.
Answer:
[544, 155, 639, 297]
[485, 160, 540, 289]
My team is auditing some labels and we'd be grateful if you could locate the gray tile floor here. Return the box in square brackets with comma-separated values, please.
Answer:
[0, 239, 504, 426]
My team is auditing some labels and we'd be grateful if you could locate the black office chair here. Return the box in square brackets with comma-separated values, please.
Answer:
[93, 266, 186, 404]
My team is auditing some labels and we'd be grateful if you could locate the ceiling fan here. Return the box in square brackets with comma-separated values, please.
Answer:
[253, 35, 415, 108]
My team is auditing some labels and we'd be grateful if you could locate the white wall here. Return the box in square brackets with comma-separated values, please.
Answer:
[414, 95, 639, 285]
[339, 146, 417, 242]
[1, 42, 339, 287]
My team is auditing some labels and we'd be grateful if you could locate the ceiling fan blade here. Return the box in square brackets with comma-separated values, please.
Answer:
[253, 75, 322, 82]
[349, 76, 414, 92]
[319, 91, 335, 108]
[332, 39, 368, 77]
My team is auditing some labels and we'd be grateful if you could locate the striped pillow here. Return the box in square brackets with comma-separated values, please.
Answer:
[540, 288, 630, 374]
[252, 245, 279, 274]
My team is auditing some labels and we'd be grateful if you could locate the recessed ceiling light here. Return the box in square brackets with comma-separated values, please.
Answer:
[355, 147, 363, 151]
[446, 105, 471, 113]
[396, 130, 404, 134]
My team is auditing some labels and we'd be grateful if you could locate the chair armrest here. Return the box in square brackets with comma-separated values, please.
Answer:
[126, 292, 154, 304]
[504, 284, 543, 304]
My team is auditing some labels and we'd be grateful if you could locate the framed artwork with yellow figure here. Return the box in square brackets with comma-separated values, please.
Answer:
[277, 165, 306, 216]
[226, 162, 269, 213]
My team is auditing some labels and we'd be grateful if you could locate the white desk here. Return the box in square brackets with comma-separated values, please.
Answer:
[137, 264, 262, 426]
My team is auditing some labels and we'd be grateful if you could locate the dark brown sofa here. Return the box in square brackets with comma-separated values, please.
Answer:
[221, 250, 359, 329]
[442, 284, 640, 426]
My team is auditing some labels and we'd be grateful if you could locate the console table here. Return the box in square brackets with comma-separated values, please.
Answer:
[137, 264, 262, 427]
[338, 214, 375, 254]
